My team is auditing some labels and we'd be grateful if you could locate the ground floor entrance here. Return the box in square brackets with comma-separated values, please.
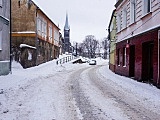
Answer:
[129, 45, 135, 78]
[142, 41, 154, 83]
[115, 28, 159, 87]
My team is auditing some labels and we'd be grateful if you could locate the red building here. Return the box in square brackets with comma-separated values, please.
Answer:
[115, 0, 160, 87]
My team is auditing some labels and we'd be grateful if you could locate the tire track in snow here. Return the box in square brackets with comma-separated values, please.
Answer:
[88, 65, 160, 120]
[68, 67, 104, 120]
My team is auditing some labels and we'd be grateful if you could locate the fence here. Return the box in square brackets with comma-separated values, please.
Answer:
[56, 55, 77, 65]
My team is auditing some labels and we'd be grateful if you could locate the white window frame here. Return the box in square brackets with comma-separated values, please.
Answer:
[44, 22, 47, 40]
[54, 29, 59, 44]
[37, 18, 41, 35]
[0, 0, 3, 15]
[49, 25, 53, 42]
[0, 30, 2, 50]
[0, 0, 2, 7]
[123, 47, 127, 67]
[122, 8, 127, 29]
[130, 0, 136, 24]
[117, 48, 121, 66]
[117, 13, 121, 32]
[143, 0, 151, 15]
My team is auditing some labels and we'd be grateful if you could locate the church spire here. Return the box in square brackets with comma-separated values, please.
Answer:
[64, 13, 70, 30]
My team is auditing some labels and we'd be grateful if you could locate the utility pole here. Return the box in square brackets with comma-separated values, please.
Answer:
[76, 42, 78, 57]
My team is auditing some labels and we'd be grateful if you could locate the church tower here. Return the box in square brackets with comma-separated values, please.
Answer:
[64, 13, 70, 53]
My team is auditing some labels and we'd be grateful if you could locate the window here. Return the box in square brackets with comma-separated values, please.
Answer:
[117, 13, 121, 32]
[41, 19, 46, 39]
[54, 29, 59, 42]
[0, 0, 2, 7]
[130, 0, 136, 24]
[44, 22, 47, 39]
[49, 25, 53, 42]
[37, 18, 41, 35]
[123, 47, 127, 66]
[143, 0, 151, 15]
[117, 49, 120, 66]
[0, 30, 2, 50]
[0, 0, 2, 15]
[122, 8, 127, 29]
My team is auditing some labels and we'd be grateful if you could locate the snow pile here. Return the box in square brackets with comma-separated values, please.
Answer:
[0, 56, 90, 120]
[0, 57, 160, 119]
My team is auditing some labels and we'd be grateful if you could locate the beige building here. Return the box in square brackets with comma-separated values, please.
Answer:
[11, 0, 60, 68]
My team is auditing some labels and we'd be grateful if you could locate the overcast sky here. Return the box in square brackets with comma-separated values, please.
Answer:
[32, 0, 116, 43]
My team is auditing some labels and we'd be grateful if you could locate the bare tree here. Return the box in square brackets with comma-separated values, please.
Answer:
[102, 37, 109, 59]
[83, 35, 98, 58]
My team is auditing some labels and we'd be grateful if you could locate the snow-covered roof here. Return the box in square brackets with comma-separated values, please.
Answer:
[20, 44, 36, 49]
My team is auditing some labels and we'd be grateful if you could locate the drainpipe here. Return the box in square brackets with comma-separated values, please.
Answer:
[10, 1, 12, 74]
[35, 7, 39, 66]
[157, 30, 160, 86]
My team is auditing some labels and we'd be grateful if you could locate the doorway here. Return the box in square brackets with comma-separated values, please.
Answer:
[129, 45, 135, 77]
[142, 41, 154, 82]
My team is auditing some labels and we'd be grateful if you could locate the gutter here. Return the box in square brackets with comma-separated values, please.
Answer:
[115, 0, 123, 8]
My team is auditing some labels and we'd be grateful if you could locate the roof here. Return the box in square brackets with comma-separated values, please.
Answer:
[64, 13, 70, 30]
[31, 0, 60, 30]
[108, 9, 116, 31]
[115, 0, 123, 8]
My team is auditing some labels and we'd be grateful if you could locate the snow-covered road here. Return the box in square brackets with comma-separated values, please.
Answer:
[66, 64, 160, 120]
[0, 58, 160, 120]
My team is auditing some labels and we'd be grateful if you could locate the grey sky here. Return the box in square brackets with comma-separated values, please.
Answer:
[33, 0, 116, 43]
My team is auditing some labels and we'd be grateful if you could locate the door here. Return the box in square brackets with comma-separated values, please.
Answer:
[129, 45, 135, 77]
[142, 41, 154, 82]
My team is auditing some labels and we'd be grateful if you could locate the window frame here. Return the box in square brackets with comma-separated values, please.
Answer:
[49, 25, 53, 42]
[130, 0, 136, 24]
[123, 47, 127, 67]
[117, 13, 122, 32]
[0, 30, 2, 50]
[117, 48, 121, 66]
[122, 8, 127, 29]
[143, 0, 151, 15]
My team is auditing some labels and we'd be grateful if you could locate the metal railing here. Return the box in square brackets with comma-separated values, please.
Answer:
[56, 55, 77, 65]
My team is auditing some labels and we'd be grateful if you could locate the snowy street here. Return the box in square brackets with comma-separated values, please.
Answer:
[0, 58, 160, 120]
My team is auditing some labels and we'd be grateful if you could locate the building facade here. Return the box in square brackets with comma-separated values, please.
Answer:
[108, 9, 116, 72]
[115, 0, 160, 86]
[11, 0, 60, 68]
[64, 13, 71, 53]
[0, 0, 10, 75]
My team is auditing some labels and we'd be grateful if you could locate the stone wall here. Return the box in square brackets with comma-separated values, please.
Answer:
[11, 0, 36, 32]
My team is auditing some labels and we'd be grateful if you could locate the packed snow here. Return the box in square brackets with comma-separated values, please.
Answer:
[0, 56, 160, 120]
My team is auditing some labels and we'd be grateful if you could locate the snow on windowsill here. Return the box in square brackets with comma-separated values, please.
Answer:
[12, 31, 36, 34]
[0, 60, 10, 63]
[20, 44, 36, 49]
[141, 12, 152, 20]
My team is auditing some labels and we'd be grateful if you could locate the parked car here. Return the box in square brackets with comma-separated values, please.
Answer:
[89, 60, 96, 65]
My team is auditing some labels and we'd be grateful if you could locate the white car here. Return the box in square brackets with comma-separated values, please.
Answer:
[89, 60, 96, 65]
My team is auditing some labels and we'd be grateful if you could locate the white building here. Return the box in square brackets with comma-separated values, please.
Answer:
[0, 0, 10, 75]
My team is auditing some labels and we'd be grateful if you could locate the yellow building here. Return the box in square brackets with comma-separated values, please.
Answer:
[108, 9, 116, 72]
